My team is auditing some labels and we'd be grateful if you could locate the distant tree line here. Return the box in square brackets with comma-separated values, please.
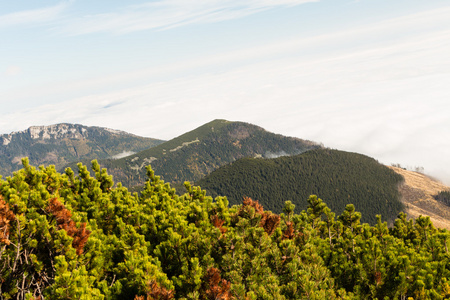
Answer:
[391, 163, 425, 173]
[435, 190, 450, 207]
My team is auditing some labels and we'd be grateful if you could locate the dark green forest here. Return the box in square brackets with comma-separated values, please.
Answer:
[197, 149, 404, 224]
[1, 159, 450, 299]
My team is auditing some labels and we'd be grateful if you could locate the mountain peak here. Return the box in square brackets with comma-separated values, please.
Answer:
[0, 124, 164, 176]
[27, 124, 88, 140]
[1, 123, 133, 145]
[94, 119, 320, 187]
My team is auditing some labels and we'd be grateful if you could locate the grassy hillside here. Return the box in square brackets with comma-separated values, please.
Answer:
[87, 119, 319, 187]
[389, 166, 450, 229]
[0, 124, 164, 177]
[197, 148, 404, 224]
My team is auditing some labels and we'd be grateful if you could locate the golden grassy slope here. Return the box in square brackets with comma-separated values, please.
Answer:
[388, 166, 450, 229]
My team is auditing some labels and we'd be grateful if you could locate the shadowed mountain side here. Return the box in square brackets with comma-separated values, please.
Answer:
[389, 166, 450, 230]
[79, 119, 320, 187]
[0, 124, 164, 177]
[197, 148, 404, 224]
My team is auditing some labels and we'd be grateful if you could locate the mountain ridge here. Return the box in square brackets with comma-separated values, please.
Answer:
[1, 123, 139, 144]
[0, 123, 165, 176]
[85, 119, 320, 187]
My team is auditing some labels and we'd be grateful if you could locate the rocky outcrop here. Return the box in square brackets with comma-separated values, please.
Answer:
[0, 124, 164, 176]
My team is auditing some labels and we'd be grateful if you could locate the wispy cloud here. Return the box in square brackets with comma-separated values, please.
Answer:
[59, 0, 318, 35]
[0, 1, 71, 29]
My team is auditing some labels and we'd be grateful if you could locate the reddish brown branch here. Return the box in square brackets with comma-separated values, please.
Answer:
[47, 198, 90, 255]
[134, 280, 174, 300]
[239, 197, 280, 236]
[0, 196, 16, 245]
[201, 267, 234, 300]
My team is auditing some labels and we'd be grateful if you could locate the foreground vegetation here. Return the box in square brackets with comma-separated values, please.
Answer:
[1, 159, 450, 299]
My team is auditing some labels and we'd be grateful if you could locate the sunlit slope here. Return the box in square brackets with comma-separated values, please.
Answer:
[389, 166, 450, 229]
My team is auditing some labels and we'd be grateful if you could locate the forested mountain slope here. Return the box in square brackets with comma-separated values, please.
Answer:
[197, 148, 404, 224]
[0, 124, 164, 176]
[85, 119, 319, 187]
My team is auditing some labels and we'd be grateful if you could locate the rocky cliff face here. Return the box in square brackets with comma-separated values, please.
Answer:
[1, 124, 132, 145]
[28, 124, 89, 140]
[0, 124, 164, 176]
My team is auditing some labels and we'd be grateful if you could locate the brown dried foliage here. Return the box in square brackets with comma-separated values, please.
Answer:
[0, 196, 16, 245]
[282, 221, 305, 241]
[242, 197, 264, 214]
[374, 271, 382, 286]
[47, 198, 90, 255]
[260, 212, 280, 236]
[283, 221, 295, 240]
[201, 267, 234, 300]
[134, 280, 174, 300]
[211, 215, 227, 234]
[239, 197, 280, 235]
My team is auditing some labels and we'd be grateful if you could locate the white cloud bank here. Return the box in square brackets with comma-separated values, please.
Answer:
[1, 5, 450, 184]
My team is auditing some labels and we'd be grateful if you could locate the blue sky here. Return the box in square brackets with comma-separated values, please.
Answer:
[1, 0, 450, 183]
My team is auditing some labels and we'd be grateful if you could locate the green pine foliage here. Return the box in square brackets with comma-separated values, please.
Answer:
[1, 159, 450, 299]
[197, 148, 404, 224]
